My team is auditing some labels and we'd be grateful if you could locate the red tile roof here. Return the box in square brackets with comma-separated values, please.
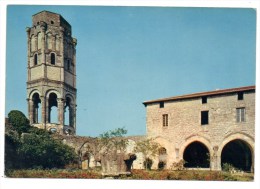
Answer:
[143, 85, 255, 105]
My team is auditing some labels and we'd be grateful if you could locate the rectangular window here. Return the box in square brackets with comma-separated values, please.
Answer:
[201, 111, 209, 125]
[236, 108, 245, 122]
[162, 114, 168, 127]
[160, 102, 164, 108]
[238, 92, 244, 100]
[202, 96, 207, 104]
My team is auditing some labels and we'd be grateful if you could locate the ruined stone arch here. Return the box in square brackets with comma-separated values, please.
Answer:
[218, 133, 254, 172]
[179, 136, 212, 168]
[153, 136, 172, 169]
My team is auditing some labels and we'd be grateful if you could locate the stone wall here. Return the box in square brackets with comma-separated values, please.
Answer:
[145, 89, 255, 170]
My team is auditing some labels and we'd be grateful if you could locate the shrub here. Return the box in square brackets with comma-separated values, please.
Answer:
[170, 159, 186, 170]
[8, 110, 30, 134]
[222, 163, 237, 172]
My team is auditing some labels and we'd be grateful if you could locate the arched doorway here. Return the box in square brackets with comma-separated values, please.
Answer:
[32, 93, 41, 123]
[183, 141, 210, 168]
[221, 139, 252, 172]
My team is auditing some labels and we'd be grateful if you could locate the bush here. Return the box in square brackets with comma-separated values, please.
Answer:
[18, 132, 77, 169]
[5, 110, 78, 171]
[8, 110, 30, 134]
[222, 163, 237, 172]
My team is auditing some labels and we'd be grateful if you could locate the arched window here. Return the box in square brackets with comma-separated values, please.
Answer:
[34, 54, 38, 65]
[51, 53, 55, 65]
[67, 60, 71, 71]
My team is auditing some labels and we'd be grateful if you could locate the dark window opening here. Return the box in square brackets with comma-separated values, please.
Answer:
[34, 54, 38, 65]
[163, 114, 168, 127]
[37, 21, 39, 25]
[159, 102, 164, 108]
[67, 60, 71, 71]
[238, 92, 244, 100]
[51, 53, 55, 65]
[201, 111, 209, 125]
[202, 96, 207, 104]
[236, 108, 245, 122]
[51, 20, 54, 24]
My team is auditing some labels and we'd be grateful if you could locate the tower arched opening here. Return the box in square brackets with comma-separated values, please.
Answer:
[221, 139, 252, 172]
[48, 93, 58, 123]
[65, 97, 73, 126]
[32, 93, 41, 123]
[183, 141, 210, 168]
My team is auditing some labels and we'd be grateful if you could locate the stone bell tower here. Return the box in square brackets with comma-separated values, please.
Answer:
[26, 11, 77, 135]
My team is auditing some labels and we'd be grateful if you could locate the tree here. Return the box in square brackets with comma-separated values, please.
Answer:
[5, 110, 77, 170]
[18, 133, 77, 169]
[8, 110, 30, 134]
[134, 138, 161, 170]
[99, 127, 128, 153]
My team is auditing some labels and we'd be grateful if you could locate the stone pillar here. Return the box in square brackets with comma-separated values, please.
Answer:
[70, 103, 76, 129]
[58, 98, 65, 125]
[28, 99, 34, 124]
[212, 146, 221, 171]
[41, 96, 46, 126]
[46, 97, 49, 123]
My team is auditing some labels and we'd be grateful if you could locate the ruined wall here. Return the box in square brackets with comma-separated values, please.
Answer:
[57, 135, 146, 169]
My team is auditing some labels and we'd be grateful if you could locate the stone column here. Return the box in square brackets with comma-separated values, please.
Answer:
[73, 38, 77, 87]
[58, 98, 65, 126]
[212, 146, 221, 171]
[46, 97, 49, 123]
[41, 96, 46, 126]
[28, 98, 34, 124]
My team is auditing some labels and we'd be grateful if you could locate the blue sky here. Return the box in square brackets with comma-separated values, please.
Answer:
[5, 5, 256, 137]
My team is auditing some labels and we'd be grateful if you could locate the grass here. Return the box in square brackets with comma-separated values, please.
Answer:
[5, 169, 254, 181]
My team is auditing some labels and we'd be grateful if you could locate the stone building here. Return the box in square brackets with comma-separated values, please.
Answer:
[26, 11, 77, 135]
[24, 11, 255, 172]
[143, 86, 255, 172]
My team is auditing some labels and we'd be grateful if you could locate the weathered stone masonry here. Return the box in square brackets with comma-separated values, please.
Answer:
[143, 86, 255, 171]
[26, 11, 77, 135]
[25, 11, 255, 172]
